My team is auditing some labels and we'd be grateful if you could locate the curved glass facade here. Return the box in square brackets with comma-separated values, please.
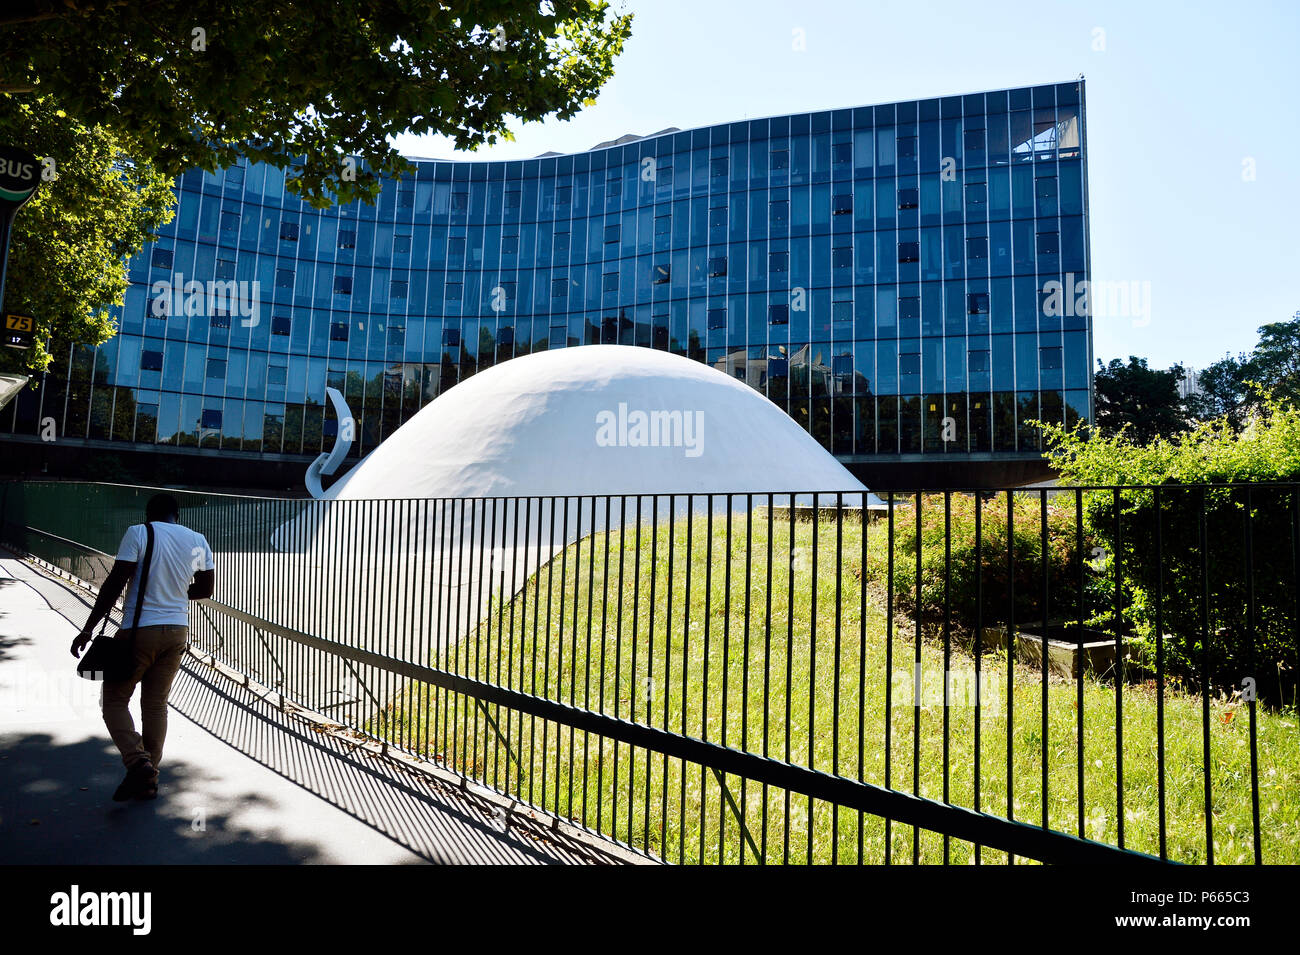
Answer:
[2, 81, 1092, 472]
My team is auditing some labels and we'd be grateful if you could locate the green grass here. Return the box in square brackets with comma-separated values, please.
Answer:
[373, 508, 1300, 864]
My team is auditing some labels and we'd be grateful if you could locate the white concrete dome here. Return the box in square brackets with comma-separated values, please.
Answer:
[270, 346, 882, 648]
[326, 344, 869, 500]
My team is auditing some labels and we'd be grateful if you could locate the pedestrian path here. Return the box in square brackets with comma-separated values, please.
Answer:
[0, 556, 634, 864]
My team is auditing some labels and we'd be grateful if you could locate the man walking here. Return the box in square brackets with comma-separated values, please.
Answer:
[71, 493, 215, 801]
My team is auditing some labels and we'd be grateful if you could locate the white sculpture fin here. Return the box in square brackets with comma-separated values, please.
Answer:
[305, 386, 354, 499]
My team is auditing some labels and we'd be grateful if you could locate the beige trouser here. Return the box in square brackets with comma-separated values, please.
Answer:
[101, 624, 189, 770]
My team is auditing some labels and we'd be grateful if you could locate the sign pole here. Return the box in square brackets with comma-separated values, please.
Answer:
[0, 206, 15, 313]
[0, 145, 42, 350]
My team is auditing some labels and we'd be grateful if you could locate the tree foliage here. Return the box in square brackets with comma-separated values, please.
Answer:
[0, 95, 176, 373]
[1189, 316, 1300, 428]
[1093, 356, 1191, 442]
[1, 1, 634, 207]
[1188, 354, 1251, 430]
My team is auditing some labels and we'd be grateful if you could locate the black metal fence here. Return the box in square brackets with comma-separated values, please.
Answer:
[3, 479, 1296, 864]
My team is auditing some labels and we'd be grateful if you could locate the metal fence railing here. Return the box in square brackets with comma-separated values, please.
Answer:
[3, 479, 1296, 864]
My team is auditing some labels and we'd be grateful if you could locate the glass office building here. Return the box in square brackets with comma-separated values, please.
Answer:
[1, 81, 1092, 485]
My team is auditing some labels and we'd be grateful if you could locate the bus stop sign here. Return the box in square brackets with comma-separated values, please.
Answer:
[0, 146, 40, 207]
[0, 145, 40, 326]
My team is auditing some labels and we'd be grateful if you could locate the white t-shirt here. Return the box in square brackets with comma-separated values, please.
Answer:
[116, 521, 215, 628]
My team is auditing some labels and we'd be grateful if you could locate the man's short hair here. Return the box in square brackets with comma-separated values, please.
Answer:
[146, 493, 180, 522]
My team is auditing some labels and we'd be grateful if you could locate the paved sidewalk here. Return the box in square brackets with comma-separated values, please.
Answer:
[0, 557, 628, 864]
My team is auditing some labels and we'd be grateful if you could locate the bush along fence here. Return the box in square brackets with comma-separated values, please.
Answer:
[2, 479, 1296, 864]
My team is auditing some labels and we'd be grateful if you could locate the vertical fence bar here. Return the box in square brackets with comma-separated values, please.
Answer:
[833, 492, 843, 865]
[721, 494, 732, 863]
[681, 495, 694, 864]
[386, 498, 398, 750]
[428, 499, 441, 770]
[1113, 487, 1124, 849]
[784, 493, 794, 865]
[403, 498, 415, 752]
[568, 497, 581, 826]
[741, 494, 753, 864]
[382, 499, 393, 746]
[974, 493, 983, 864]
[366, 499, 380, 739]
[596, 496, 609, 835]
[470, 498, 486, 773]
[885, 491, 895, 865]
[612, 496, 625, 835]
[286, 497, 297, 717]
[436, 501, 452, 764]
[455, 497, 469, 771]
[1076, 488, 1085, 841]
[1040, 489, 1049, 832]
[859, 490, 868, 864]
[645, 494, 658, 856]
[942, 490, 951, 864]
[1154, 486, 1166, 860]
[1294, 488, 1300, 796]
[417, 498, 428, 764]
[701, 497, 712, 864]
[1244, 488, 1262, 865]
[629, 494, 641, 847]
[506, 497, 521, 796]
[543, 496, 558, 814]
[518, 497, 532, 799]
[495, 498, 508, 791]
[478, 499, 492, 775]
[584, 496, 596, 833]
[1200, 485, 1214, 865]
[1006, 489, 1015, 864]
[661, 494, 674, 859]
[549, 496, 564, 816]
[438, 497, 454, 764]
[913, 490, 922, 864]
[529, 496, 544, 808]
[809, 494, 818, 865]
[347, 499, 361, 736]
[763, 494, 773, 864]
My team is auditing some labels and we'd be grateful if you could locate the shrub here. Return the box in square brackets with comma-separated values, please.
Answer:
[1039, 397, 1300, 702]
[874, 491, 1096, 643]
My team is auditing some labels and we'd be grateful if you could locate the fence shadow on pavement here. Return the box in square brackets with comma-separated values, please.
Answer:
[166, 657, 629, 865]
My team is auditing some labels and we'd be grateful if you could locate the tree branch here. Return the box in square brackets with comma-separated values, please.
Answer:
[0, 13, 62, 28]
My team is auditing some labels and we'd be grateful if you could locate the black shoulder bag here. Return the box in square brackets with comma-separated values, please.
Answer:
[77, 521, 155, 682]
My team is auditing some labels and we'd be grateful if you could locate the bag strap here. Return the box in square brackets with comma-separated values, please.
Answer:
[130, 521, 155, 634]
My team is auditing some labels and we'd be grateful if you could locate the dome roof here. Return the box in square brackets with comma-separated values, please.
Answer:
[325, 345, 869, 500]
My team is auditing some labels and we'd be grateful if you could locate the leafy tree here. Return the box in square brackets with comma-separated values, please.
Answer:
[0, 1, 634, 207]
[0, 95, 176, 373]
[1246, 316, 1300, 408]
[1187, 353, 1250, 429]
[1186, 315, 1300, 428]
[1093, 356, 1190, 442]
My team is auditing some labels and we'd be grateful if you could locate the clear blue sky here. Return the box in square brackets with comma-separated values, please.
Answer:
[393, 0, 1300, 371]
